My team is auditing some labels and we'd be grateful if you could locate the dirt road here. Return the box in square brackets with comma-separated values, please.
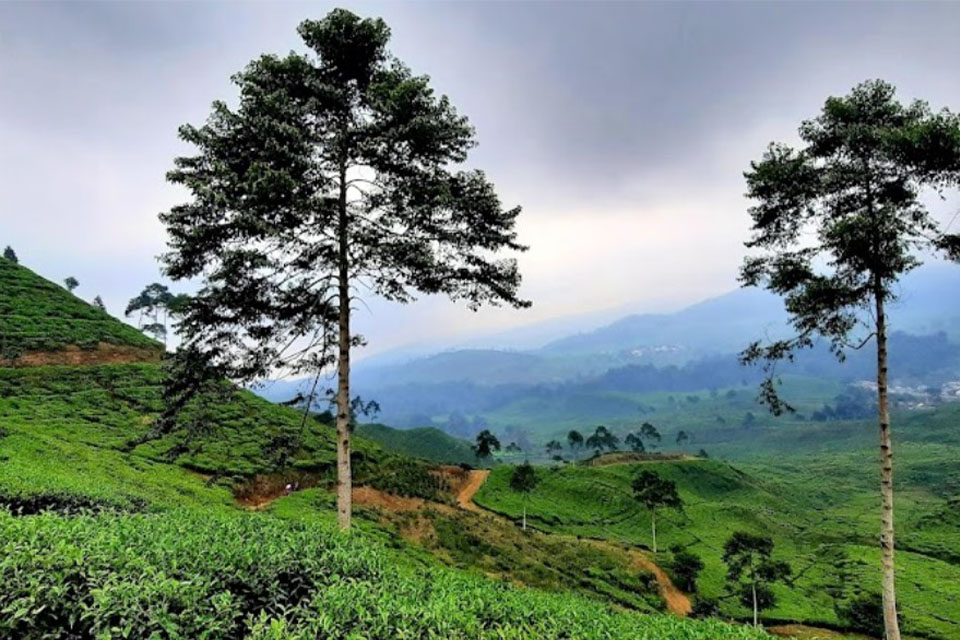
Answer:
[454, 469, 691, 616]
[628, 548, 692, 616]
[457, 469, 489, 512]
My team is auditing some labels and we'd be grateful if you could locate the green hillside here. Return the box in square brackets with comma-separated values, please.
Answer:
[0, 266, 763, 639]
[355, 423, 478, 465]
[0, 362, 767, 639]
[0, 258, 160, 360]
[475, 456, 960, 639]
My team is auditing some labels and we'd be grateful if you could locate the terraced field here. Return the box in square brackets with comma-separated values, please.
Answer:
[474, 456, 960, 639]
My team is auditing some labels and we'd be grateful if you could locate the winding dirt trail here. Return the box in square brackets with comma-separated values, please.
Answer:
[456, 469, 489, 512]
[626, 548, 692, 616]
[458, 469, 691, 616]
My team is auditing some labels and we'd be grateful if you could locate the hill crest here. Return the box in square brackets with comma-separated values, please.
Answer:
[0, 258, 161, 366]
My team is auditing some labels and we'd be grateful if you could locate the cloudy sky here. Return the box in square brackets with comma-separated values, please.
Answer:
[2, 1, 960, 358]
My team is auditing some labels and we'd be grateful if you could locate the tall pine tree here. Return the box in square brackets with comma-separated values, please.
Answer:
[160, 9, 528, 530]
[741, 80, 960, 639]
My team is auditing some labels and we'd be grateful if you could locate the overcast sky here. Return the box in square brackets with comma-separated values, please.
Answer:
[2, 1, 960, 358]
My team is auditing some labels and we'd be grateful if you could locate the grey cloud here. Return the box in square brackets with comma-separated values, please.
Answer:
[2, 1, 959, 357]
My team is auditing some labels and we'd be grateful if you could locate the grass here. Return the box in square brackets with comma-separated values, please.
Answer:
[0, 364, 771, 639]
[0, 509, 768, 640]
[474, 455, 960, 639]
[0, 258, 159, 357]
[355, 423, 478, 465]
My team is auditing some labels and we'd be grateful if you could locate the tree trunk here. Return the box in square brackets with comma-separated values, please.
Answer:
[875, 287, 901, 640]
[752, 582, 758, 627]
[335, 157, 352, 532]
[651, 509, 657, 553]
[522, 502, 527, 531]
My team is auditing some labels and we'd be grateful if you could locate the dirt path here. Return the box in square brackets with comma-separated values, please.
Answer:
[457, 469, 489, 512]
[627, 548, 692, 616]
[2, 343, 163, 367]
[453, 469, 691, 616]
[237, 467, 691, 618]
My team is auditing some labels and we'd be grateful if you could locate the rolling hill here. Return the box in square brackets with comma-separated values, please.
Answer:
[476, 454, 960, 639]
[0, 258, 162, 365]
[0, 257, 767, 639]
[355, 423, 478, 465]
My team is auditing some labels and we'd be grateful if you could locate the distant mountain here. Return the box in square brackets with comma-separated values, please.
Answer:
[256, 264, 960, 439]
[541, 265, 960, 359]
[541, 287, 786, 359]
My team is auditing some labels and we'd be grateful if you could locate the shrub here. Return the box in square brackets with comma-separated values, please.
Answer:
[0, 510, 769, 640]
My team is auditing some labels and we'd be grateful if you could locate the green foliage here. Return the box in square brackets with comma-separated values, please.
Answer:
[0, 493, 768, 640]
[0, 364, 382, 483]
[632, 470, 682, 512]
[835, 593, 888, 637]
[0, 261, 159, 357]
[509, 461, 539, 494]
[414, 510, 667, 614]
[585, 425, 619, 452]
[3, 245, 18, 263]
[365, 456, 451, 501]
[63, 276, 78, 292]
[160, 6, 528, 393]
[474, 456, 960, 637]
[355, 423, 476, 464]
[722, 532, 791, 617]
[669, 547, 705, 593]
[473, 429, 501, 460]
[741, 79, 960, 412]
[625, 432, 645, 452]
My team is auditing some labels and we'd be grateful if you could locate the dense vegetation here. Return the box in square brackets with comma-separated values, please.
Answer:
[355, 423, 478, 465]
[0, 508, 767, 640]
[343, 329, 960, 440]
[474, 455, 960, 639]
[0, 363, 768, 639]
[0, 258, 159, 357]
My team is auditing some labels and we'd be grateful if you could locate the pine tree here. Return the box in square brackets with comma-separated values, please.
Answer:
[741, 80, 960, 639]
[160, 11, 528, 530]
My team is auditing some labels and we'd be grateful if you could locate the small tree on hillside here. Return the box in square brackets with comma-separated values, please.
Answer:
[739, 79, 960, 639]
[624, 432, 645, 452]
[92, 296, 107, 312]
[585, 425, 619, 455]
[3, 246, 17, 263]
[160, 9, 528, 531]
[505, 441, 522, 453]
[631, 470, 682, 553]
[63, 276, 79, 292]
[669, 545, 705, 593]
[473, 429, 501, 463]
[567, 429, 584, 454]
[640, 422, 661, 449]
[545, 440, 562, 457]
[675, 430, 689, 452]
[722, 532, 791, 627]
[509, 461, 539, 531]
[126, 283, 188, 348]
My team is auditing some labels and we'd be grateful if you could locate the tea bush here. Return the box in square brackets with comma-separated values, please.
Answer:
[0, 260, 159, 356]
[0, 509, 769, 640]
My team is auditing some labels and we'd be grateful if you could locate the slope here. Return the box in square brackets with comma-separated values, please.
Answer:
[0, 258, 161, 365]
[355, 423, 478, 465]
[474, 458, 960, 640]
[0, 371, 766, 639]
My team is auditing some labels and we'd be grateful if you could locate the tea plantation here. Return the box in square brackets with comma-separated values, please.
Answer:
[0, 259, 159, 358]
[474, 452, 960, 639]
[0, 361, 768, 638]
